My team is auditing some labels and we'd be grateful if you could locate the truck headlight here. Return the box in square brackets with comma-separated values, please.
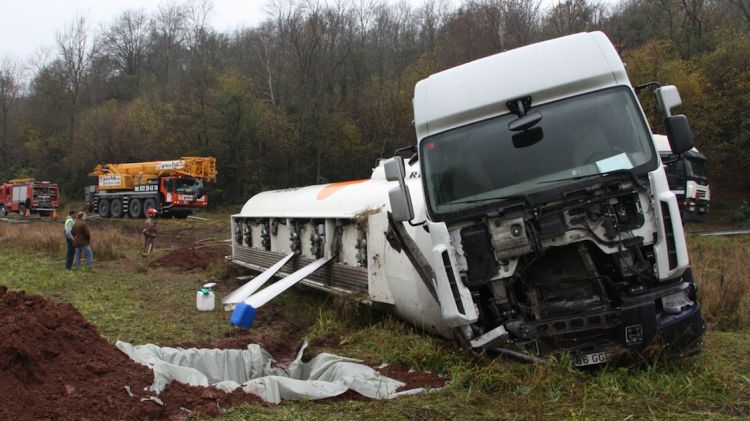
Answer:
[662, 289, 693, 315]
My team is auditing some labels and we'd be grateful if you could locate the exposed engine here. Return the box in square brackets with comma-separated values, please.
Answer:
[454, 181, 679, 356]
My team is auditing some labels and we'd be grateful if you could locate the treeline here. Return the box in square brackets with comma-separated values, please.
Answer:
[0, 0, 749, 204]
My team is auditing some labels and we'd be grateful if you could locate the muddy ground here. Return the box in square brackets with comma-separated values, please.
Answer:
[0, 217, 447, 420]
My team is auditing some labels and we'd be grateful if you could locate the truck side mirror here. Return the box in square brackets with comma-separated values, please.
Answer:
[665, 115, 694, 155]
[655, 85, 682, 117]
[383, 157, 414, 222]
[384, 156, 406, 181]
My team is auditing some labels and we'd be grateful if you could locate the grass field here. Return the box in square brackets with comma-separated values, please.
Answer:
[1, 216, 749, 420]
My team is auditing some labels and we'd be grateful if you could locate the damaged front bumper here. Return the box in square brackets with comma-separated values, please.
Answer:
[499, 271, 706, 364]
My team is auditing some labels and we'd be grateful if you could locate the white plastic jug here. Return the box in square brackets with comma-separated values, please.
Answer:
[196, 282, 217, 311]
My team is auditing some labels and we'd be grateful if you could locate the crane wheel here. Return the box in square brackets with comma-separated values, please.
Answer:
[98, 200, 111, 218]
[110, 199, 124, 218]
[143, 198, 157, 217]
[128, 198, 143, 218]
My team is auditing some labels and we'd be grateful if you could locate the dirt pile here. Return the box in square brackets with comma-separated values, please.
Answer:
[0, 287, 447, 419]
[152, 245, 228, 270]
[0, 287, 262, 420]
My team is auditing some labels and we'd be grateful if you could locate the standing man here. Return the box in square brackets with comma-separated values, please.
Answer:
[23, 196, 31, 218]
[72, 211, 93, 269]
[142, 208, 157, 256]
[64, 210, 76, 269]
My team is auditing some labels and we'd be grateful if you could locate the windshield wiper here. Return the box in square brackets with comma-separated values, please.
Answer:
[538, 168, 635, 184]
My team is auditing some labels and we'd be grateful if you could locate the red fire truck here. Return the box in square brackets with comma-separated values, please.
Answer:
[0, 179, 60, 218]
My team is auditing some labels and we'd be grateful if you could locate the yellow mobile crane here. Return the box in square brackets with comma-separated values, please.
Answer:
[86, 157, 217, 218]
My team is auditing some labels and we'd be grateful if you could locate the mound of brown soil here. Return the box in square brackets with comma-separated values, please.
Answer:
[0, 287, 446, 420]
[152, 245, 228, 270]
[0, 287, 262, 420]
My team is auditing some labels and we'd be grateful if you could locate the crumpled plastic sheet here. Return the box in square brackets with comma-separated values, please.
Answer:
[116, 340, 429, 404]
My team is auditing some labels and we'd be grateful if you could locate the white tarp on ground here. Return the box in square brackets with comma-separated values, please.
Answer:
[116, 340, 428, 404]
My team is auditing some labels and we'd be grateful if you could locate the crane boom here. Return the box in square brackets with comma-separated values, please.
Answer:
[90, 157, 216, 186]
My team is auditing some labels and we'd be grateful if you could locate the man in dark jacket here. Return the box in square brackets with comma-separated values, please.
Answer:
[72, 211, 93, 269]
[23, 196, 31, 217]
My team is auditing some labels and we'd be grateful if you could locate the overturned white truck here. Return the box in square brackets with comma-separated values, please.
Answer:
[227, 32, 705, 365]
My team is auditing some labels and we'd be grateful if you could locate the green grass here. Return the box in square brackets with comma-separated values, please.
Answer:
[0, 249, 231, 344]
[1, 233, 750, 419]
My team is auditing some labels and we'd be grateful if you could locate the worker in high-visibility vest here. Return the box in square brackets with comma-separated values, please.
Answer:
[64, 210, 76, 269]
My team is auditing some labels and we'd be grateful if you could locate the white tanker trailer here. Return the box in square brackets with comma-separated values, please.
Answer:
[226, 32, 705, 365]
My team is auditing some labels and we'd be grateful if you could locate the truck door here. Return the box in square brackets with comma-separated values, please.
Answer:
[161, 178, 175, 204]
[12, 186, 27, 203]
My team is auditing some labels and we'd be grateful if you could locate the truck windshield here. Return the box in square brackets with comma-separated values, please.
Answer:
[174, 179, 204, 194]
[685, 158, 707, 180]
[420, 87, 656, 218]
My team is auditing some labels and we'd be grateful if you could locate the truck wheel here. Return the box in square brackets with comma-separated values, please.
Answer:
[129, 198, 143, 218]
[110, 198, 124, 218]
[98, 200, 111, 218]
[143, 198, 157, 216]
[0, 205, 5, 217]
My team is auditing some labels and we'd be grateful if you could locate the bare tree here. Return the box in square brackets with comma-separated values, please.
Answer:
[544, 0, 607, 37]
[149, 0, 188, 98]
[101, 9, 149, 86]
[186, 0, 214, 50]
[253, 23, 279, 105]
[0, 56, 23, 161]
[56, 15, 97, 144]
[729, 0, 750, 25]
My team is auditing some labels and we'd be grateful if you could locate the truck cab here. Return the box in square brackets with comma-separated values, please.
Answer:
[654, 134, 710, 221]
[160, 176, 208, 216]
[388, 32, 705, 363]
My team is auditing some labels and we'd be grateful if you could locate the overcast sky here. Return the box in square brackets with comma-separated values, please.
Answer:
[0, 0, 615, 64]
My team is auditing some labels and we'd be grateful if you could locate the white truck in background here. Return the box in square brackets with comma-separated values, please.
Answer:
[227, 32, 705, 365]
[653, 134, 710, 221]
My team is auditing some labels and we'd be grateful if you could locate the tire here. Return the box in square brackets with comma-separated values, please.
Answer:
[98, 199, 111, 218]
[18, 204, 26, 216]
[143, 198, 157, 216]
[110, 198, 124, 218]
[129, 198, 143, 218]
[0, 205, 5, 217]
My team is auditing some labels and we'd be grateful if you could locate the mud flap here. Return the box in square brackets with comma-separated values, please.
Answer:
[230, 256, 334, 329]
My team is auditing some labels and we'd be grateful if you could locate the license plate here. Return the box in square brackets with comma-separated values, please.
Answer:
[573, 351, 612, 366]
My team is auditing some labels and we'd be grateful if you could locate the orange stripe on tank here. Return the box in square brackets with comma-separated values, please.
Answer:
[317, 179, 368, 200]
